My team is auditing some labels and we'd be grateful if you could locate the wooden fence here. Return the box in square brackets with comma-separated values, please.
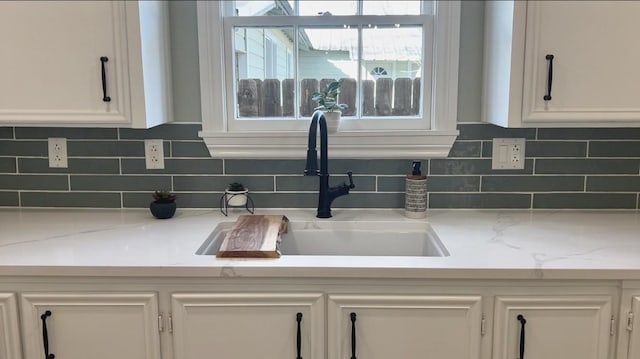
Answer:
[237, 77, 421, 117]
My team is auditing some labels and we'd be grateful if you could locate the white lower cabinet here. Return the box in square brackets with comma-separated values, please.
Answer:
[493, 296, 614, 359]
[20, 292, 161, 359]
[328, 294, 483, 359]
[0, 293, 21, 359]
[171, 293, 324, 359]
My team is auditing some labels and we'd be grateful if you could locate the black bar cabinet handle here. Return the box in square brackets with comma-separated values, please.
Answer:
[350, 312, 357, 359]
[40, 310, 55, 359]
[517, 314, 526, 359]
[543, 54, 554, 101]
[100, 56, 112, 102]
[296, 312, 303, 359]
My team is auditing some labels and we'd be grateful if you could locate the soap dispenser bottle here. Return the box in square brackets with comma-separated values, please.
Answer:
[405, 160, 427, 218]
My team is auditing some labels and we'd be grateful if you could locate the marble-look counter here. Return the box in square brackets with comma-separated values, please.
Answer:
[1, 208, 639, 280]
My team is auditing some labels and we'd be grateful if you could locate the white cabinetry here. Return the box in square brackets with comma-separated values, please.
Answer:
[626, 295, 640, 359]
[483, 1, 640, 127]
[20, 292, 161, 359]
[493, 296, 613, 359]
[171, 293, 324, 359]
[0, 293, 21, 359]
[328, 294, 483, 359]
[0, 1, 171, 128]
[617, 291, 640, 359]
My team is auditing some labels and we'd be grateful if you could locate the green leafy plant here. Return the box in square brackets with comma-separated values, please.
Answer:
[152, 190, 176, 203]
[227, 182, 246, 192]
[311, 81, 348, 112]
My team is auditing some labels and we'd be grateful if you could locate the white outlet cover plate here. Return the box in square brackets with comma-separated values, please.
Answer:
[144, 139, 165, 169]
[48, 138, 68, 168]
[491, 138, 525, 170]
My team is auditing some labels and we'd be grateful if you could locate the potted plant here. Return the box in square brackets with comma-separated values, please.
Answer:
[150, 190, 177, 219]
[311, 80, 348, 133]
[225, 182, 249, 206]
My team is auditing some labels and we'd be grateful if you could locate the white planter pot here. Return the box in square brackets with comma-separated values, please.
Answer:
[225, 189, 249, 206]
[323, 111, 341, 133]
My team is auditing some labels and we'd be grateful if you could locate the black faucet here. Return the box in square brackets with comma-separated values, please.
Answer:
[304, 111, 355, 218]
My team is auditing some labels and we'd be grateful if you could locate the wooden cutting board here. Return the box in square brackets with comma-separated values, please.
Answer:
[216, 215, 289, 258]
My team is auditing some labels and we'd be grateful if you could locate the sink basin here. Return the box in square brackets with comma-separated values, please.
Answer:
[196, 221, 449, 257]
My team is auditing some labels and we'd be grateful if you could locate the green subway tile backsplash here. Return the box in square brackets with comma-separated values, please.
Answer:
[19, 158, 121, 174]
[1, 123, 640, 209]
[0, 140, 48, 156]
[0, 192, 19, 206]
[0, 158, 16, 173]
[0, 174, 69, 190]
[15, 127, 118, 140]
[0, 128, 13, 139]
[119, 124, 202, 140]
[532, 193, 637, 209]
[173, 176, 275, 192]
[20, 192, 121, 208]
[535, 159, 640, 174]
[70, 175, 172, 191]
[538, 128, 640, 140]
[66, 140, 149, 157]
[588, 141, 640, 157]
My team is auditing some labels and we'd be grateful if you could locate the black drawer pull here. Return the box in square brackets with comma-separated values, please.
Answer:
[100, 56, 112, 102]
[296, 312, 303, 359]
[40, 310, 55, 359]
[350, 312, 357, 359]
[517, 314, 527, 359]
[543, 54, 554, 101]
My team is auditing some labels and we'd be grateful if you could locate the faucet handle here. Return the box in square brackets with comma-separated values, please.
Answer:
[346, 171, 355, 189]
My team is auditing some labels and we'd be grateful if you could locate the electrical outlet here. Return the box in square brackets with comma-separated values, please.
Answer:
[491, 138, 525, 170]
[145, 139, 165, 169]
[48, 138, 68, 168]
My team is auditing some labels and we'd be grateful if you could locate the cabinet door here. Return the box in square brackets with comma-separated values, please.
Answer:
[493, 296, 613, 359]
[0, 293, 21, 359]
[626, 296, 640, 359]
[0, 1, 130, 125]
[522, 1, 640, 125]
[328, 294, 483, 359]
[20, 292, 160, 359]
[171, 293, 324, 359]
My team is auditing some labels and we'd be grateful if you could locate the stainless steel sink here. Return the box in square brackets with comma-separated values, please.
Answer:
[197, 221, 449, 257]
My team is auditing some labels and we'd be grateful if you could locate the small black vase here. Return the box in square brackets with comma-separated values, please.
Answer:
[150, 201, 177, 219]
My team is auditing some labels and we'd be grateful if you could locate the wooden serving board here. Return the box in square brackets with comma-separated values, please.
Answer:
[216, 215, 289, 258]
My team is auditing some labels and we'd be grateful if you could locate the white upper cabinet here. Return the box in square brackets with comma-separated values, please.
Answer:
[483, 1, 640, 127]
[0, 1, 172, 128]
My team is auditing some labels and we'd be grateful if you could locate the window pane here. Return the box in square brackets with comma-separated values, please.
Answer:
[298, 27, 358, 117]
[234, 27, 294, 118]
[361, 25, 422, 117]
[362, 1, 421, 15]
[299, 1, 357, 16]
[235, 1, 295, 16]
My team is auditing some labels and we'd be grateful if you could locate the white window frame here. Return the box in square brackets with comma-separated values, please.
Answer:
[197, 1, 461, 159]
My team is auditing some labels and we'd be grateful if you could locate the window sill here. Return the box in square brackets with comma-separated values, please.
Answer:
[199, 130, 459, 159]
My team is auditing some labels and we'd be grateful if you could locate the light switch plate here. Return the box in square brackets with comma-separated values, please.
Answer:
[491, 138, 525, 170]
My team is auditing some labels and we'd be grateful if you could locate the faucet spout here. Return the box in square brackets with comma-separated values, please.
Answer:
[304, 111, 354, 218]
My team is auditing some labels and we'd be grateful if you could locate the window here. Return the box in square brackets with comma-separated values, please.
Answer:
[197, 1, 461, 159]
[370, 66, 388, 77]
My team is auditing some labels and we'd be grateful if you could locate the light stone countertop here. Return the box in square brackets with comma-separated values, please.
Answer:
[1, 208, 639, 280]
